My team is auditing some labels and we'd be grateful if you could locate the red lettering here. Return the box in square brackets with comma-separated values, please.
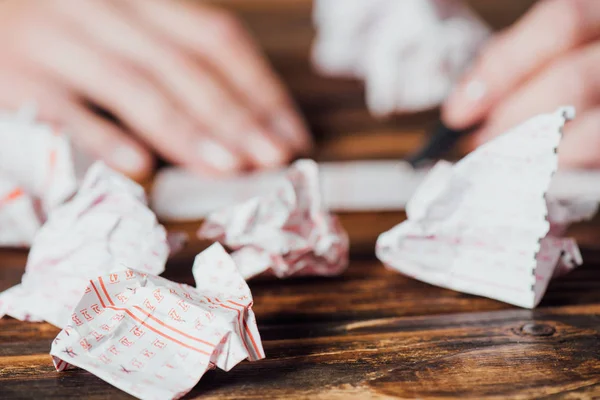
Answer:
[143, 299, 155, 311]
[79, 339, 92, 350]
[80, 308, 93, 321]
[99, 354, 112, 364]
[112, 313, 125, 322]
[71, 314, 83, 326]
[168, 309, 182, 322]
[153, 289, 164, 303]
[141, 349, 155, 359]
[109, 273, 119, 283]
[130, 326, 145, 337]
[119, 336, 133, 347]
[177, 299, 189, 312]
[91, 304, 103, 314]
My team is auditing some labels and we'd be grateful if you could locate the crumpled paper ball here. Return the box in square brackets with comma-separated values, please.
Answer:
[312, 0, 491, 114]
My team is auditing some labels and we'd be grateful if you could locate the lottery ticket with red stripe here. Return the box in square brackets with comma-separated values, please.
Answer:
[0, 162, 170, 327]
[199, 159, 349, 279]
[0, 105, 84, 247]
[50, 243, 264, 400]
[376, 107, 597, 308]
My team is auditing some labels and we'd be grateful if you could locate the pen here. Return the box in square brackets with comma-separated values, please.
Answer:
[405, 121, 477, 168]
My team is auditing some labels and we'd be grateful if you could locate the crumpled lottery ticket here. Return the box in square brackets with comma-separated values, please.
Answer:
[376, 107, 595, 308]
[0, 106, 81, 247]
[0, 162, 170, 328]
[312, 0, 490, 114]
[199, 159, 349, 279]
[50, 243, 264, 400]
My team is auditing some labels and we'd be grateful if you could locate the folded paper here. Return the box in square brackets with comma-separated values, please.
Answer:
[312, 0, 490, 114]
[376, 107, 594, 308]
[199, 159, 349, 279]
[0, 162, 169, 327]
[50, 243, 264, 400]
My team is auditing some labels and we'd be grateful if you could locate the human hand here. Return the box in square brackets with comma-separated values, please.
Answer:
[0, 0, 311, 180]
[442, 0, 600, 168]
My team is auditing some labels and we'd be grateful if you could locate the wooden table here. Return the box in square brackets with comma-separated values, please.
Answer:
[6, 1, 600, 399]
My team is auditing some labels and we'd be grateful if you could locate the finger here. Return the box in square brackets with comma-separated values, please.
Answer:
[559, 108, 600, 168]
[443, 0, 600, 129]
[22, 25, 246, 175]
[0, 68, 154, 179]
[62, 0, 293, 169]
[0, 66, 71, 125]
[63, 106, 154, 180]
[471, 41, 600, 146]
[124, 0, 312, 152]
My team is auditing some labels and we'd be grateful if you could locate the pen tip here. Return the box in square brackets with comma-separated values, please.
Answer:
[403, 120, 474, 168]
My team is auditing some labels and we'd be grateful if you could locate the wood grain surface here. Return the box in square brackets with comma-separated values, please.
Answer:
[7, 1, 600, 399]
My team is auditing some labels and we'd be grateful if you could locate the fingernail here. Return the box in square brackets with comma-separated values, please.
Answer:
[270, 111, 312, 151]
[444, 78, 487, 128]
[246, 131, 287, 167]
[463, 79, 487, 102]
[111, 145, 146, 174]
[197, 139, 240, 172]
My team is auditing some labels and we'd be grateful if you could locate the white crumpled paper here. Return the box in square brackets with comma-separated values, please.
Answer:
[151, 162, 600, 223]
[151, 160, 431, 221]
[376, 107, 595, 308]
[0, 162, 170, 327]
[312, 0, 490, 114]
[199, 159, 349, 279]
[50, 243, 264, 400]
[0, 106, 82, 247]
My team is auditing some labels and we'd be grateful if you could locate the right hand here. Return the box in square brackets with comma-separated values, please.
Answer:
[443, 0, 600, 168]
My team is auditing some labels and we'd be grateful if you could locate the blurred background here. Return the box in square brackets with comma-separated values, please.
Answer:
[211, 0, 537, 162]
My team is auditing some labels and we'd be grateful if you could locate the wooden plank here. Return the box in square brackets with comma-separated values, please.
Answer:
[3, 305, 600, 399]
